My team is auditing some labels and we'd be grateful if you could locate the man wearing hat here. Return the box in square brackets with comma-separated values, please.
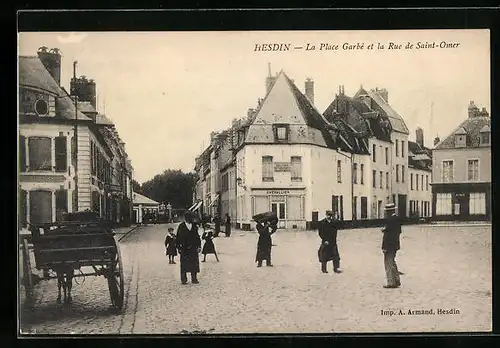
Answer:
[318, 210, 343, 274]
[382, 203, 403, 288]
[175, 211, 202, 284]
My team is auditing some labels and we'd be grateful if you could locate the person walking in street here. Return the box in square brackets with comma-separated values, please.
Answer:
[224, 213, 231, 237]
[381, 203, 403, 289]
[175, 211, 202, 284]
[213, 214, 221, 237]
[255, 219, 277, 267]
[201, 230, 219, 262]
[318, 210, 343, 274]
[164, 227, 178, 264]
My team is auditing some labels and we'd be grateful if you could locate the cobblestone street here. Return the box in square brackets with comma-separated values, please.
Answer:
[19, 223, 492, 334]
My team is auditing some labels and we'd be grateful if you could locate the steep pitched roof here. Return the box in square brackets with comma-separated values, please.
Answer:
[77, 101, 97, 114]
[55, 94, 92, 121]
[133, 192, 159, 206]
[435, 116, 491, 149]
[19, 56, 61, 96]
[354, 87, 409, 134]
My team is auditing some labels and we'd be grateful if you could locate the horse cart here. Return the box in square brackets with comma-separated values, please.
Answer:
[21, 211, 125, 312]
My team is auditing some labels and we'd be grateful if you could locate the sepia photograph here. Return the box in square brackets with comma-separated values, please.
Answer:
[17, 29, 491, 335]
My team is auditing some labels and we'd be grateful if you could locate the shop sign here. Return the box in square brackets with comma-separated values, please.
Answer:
[266, 190, 290, 195]
[274, 162, 291, 172]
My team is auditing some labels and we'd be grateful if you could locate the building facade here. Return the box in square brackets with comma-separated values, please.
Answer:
[431, 101, 491, 221]
[18, 46, 133, 227]
[407, 128, 432, 218]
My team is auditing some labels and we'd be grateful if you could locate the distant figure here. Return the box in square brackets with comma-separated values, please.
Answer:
[175, 211, 202, 284]
[318, 210, 343, 274]
[224, 213, 231, 237]
[213, 214, 221, 237]
[201, 230, 219, 262]
[382, 203, 403, 289]
[164, 227, 177, 264]
[255, 220, 276, 267]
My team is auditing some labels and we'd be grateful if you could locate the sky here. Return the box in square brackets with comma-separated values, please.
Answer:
[18, 30, 490, 184]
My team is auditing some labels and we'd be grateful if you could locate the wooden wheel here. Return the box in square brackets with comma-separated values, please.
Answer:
[22, 239, 34, 303]
[107, 240, 124, 311]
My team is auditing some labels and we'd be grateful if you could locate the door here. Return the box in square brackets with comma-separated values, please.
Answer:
[271, 202, 286, 228]
[398, 194, 407, 218]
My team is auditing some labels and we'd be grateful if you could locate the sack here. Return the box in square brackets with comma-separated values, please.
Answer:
[253, 211, 278, 224]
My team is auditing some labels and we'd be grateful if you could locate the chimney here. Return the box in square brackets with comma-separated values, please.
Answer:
[265, 63, 276, 94]
[70, 75, 97, 109]
[247, 108, 255, 120]
[305, 78, 314, 105]
[468, 101, 479, 118]
[37, 47, 62, 85]
[433, 136, 440, 146]
[416, 127, 424, 148]
[479, 107, 489, 117]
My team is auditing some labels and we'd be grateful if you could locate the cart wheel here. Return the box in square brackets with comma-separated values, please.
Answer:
[22, 239, 34, 303]
[107, 240, 124, 312]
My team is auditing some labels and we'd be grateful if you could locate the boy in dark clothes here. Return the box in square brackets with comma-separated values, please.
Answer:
[164, 227, 178, 264]
[201, 230, 219, 262]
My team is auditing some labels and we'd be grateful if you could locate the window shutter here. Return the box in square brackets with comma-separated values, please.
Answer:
[55, 136, 67, 172]
[20, 189, 28, 227]
[19, 136, 26, 172]
[55, 189, 68, 220]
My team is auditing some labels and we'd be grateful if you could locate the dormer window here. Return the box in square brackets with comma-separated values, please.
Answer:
[454, 127, 467, 148]
[273, 124, 290, 142]
[479, 125, 491, 145]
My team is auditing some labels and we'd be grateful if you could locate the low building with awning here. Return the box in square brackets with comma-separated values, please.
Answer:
[132, 192, 160, 224]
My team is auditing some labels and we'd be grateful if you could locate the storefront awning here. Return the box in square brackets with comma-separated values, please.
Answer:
[208, 194, 219, 208]
[189, 201, 203, 212]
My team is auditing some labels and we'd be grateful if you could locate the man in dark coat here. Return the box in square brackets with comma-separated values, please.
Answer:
[318, 210, 343, 274]
[382, 203, 403, 289]
[224, 213, 231, 237]
[255, 220, 276, 267]
[213, 214, 221, 237]
[175, 211, 202, 284]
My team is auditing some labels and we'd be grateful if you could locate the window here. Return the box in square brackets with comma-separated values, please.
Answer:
[386, 172, 389, 189]
[436, 193, 452, 215]
[421, 175, 424, 191]
[336, 160, 342, 183]
[416, 174, 419, 190]
[411, 173, 414, 190]
[353, 196, 357, 220]
[360, 196, 368, 219]
[372, 170, 376, 188]
[380, 171, 383, 189]
[426, 175, 429, 191]
[401, 141, 405, 158]
[467, 159, 479, 181]
[360, 164, 364, 184]
[28, 137, 52, 171]
[385, 147, 388, 165]
[262, 156, 273, 181]
[372, 144, 376, 162]
[273, 124, 289, 142]
[469, 193, 486, 215]
[455, 135, 466, 148]
[332, 195, 339, 218]
[291, 156, 302, 181]
[396, 139, 399, 157]
[71, 136, 77, 167]
[19, 135, 26, 172]
[55, 189, 68, 221]
[396, 164, 399, 182]
[55, 136, 67, 172]
[29, 190, 52, 224]
[402, 165, 405, 183]
[353, 163, 358, 184]
[19, 189, 28, 228]
[442, 160, 454, 183]
[481, 132, 490, 145]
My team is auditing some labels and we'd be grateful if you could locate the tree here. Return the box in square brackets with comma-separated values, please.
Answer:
[140, 169, 197, 209]
[131, 179, 142, 194]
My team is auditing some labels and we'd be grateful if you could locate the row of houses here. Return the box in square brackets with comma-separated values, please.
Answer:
[18, 46, 134, 227]
[194, 67, 491, 230]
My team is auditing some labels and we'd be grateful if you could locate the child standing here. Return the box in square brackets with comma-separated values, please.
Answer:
[201, 230, 219, 262]
[164, 227, 178, 264]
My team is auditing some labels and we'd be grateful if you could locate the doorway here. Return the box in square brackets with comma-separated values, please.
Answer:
[271, 202, 286, 228]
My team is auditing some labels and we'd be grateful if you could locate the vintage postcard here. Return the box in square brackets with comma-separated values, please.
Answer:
[18, 29, 491, 335]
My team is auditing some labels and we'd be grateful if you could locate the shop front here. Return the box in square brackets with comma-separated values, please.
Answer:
[250, 187, 306, 230]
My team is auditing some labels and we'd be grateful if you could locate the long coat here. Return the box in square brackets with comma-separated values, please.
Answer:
[201, 231, 217, 255]
[317, 218, 340, 263]
[225, 215, 231, 236]
[213, 216, 221, 236]
[382, 215, 402, 252]
[255, 223, 276, 262]
[175, 222, 201, 273]
[164, 234, 178, 256]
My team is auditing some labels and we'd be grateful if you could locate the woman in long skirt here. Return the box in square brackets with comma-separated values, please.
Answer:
[224, 213, 231, 237]
[201, 230, 219, 262]
[255, 220, 276, 267]
[164, 228, 178, 264]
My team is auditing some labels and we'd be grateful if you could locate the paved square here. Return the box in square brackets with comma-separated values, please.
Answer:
[19, 223, 492, 334]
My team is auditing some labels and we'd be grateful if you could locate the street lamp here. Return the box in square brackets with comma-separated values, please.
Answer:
[166, 202, 172, 222]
